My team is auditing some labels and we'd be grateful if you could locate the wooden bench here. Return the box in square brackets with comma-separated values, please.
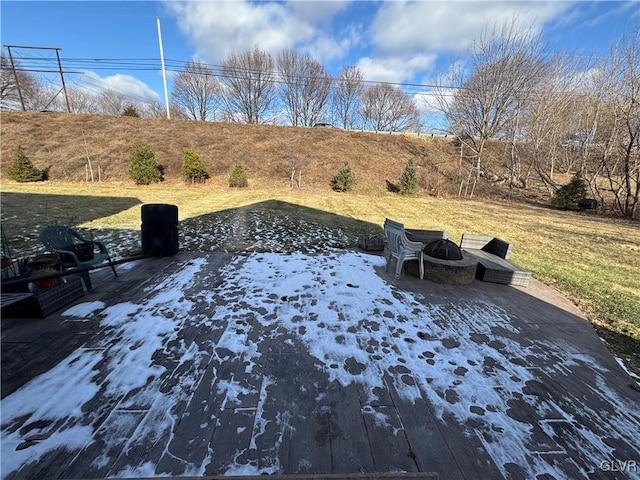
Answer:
[460, 234, 531, 287]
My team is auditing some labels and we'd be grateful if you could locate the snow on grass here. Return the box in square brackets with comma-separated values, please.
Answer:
[2, 251, 639, 479]
[5, 208, 362, 261]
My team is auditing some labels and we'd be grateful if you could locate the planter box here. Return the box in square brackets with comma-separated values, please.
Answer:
[2, 277, 84, 318]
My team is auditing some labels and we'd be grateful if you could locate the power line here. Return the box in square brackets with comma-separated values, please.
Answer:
[5, 51, 461, 96]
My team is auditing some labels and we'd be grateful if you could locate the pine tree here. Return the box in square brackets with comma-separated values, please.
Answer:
[229, 164, 248, 187]
[551, 171, 588, 210]
[399, 159, 418, 195]
[181, 148, 209, 183]
[332, 162, 356, 192]
[7, 146, 43, 182]
[128, 144, 163, 185]
[122, 105, 140, 117]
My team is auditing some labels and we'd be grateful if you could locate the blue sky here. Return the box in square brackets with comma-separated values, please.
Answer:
[1, 1, 638, 107]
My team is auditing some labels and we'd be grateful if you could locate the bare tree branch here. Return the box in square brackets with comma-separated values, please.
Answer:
[171, 60, 221, 121]
[333, 64, 364, 129]
[277, 49, 332, 127]
[433, 18, 547, 190]
[361, 83, 420, 133]
[220, 47, 277, 124]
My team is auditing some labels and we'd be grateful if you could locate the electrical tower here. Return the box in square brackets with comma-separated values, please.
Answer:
[3, 45, 72, 112]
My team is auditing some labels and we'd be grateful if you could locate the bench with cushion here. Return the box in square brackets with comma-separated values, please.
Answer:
[460, 234, 531, 287]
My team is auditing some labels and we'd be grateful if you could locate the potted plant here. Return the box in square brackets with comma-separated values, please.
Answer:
[32, 267, 60, 289]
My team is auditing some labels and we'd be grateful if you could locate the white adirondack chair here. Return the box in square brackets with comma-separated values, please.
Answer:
[383, 218, 424, 279]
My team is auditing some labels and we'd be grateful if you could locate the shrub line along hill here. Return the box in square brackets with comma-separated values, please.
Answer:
[1, 111, 537, 199]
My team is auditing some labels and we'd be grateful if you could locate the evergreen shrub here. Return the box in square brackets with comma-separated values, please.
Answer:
[181, 148, 209, 183]
[229, 164, 248, 188]
[332, 162, 356, 192]
[128, 144, 162, 185]
[399, 159, 419, 195]
[551, 172, 588, 210]
[7, 146, 43, 182]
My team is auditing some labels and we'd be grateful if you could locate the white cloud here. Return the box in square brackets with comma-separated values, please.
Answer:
[287, 0, 350, 24]
[415, 89, 445, 115]
[357, 53, 437, 83]
[80, 72, 159, 101]
[164, 0, 580, 89]
[304, 24, 362, 63]
[370, 1, 572, 55]
[166, 0, 350, 64]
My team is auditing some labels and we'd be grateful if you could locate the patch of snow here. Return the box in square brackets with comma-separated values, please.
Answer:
[0, 349, 103, 477]
[62, 300, 106, 319]
[615, 355, 640, 382]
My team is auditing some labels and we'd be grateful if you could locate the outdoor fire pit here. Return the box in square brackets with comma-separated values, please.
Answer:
[405, 239, 478, 284]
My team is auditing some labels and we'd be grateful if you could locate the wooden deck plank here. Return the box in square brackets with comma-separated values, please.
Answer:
[156, 350, 260, 475]
[383, 376, 466, 480]
[361, 405, 419, 473]
[205, 406, 258, 474]
[60, 410, 146, 479]
[325, 381, 376, 474]
[262, 341, 333, 474]
[2, 252, 639, 480]
[5, 448, 80, 480]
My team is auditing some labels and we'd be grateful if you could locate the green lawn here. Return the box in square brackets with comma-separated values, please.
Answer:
[2, 181, 639, 373]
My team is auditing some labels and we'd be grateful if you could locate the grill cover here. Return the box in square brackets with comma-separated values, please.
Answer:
[424, 239, 463, 260]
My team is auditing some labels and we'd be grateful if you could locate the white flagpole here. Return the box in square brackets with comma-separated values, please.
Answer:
[157, 17, 170, 120]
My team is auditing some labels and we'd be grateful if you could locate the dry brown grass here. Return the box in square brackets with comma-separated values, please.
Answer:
[1, 112, 546, 203]
[1, 112, 461, 192]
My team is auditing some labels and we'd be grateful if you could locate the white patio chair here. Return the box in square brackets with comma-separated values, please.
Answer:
[383, 218, 424, 279]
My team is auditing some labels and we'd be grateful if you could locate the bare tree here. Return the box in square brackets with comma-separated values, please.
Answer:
[220, 47, 277, 124]
[518, 54, 591, 191]
[360, 83, 420, 132]
[0, 52, 39, 109]
[277, 49, 332, 126]
[171, 60, 221, 121]
[66, 87, 101, 114]
[434, 19, 547, 191]
[333, 64, 364, 129]
[589, 29, 640, 218]
[95, 89, 130, 116]
[24, 85, 60, 111]
[0, 52, 46, 110]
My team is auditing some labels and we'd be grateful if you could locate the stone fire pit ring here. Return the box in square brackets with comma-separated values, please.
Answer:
[405, 238, 479, 284]
[417, 255, 479, 284]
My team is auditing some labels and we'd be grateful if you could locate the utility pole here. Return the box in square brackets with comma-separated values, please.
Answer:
[55, 48, 71, 112]
[157, 18, 170, 120]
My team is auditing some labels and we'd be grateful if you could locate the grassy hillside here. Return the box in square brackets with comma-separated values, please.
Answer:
[1, 111, 531, 200]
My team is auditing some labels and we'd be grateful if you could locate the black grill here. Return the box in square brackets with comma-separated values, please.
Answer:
[578, 198, 598, 210]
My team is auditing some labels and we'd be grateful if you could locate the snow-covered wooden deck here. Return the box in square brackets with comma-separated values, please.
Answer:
[2, 251, 639, 480]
